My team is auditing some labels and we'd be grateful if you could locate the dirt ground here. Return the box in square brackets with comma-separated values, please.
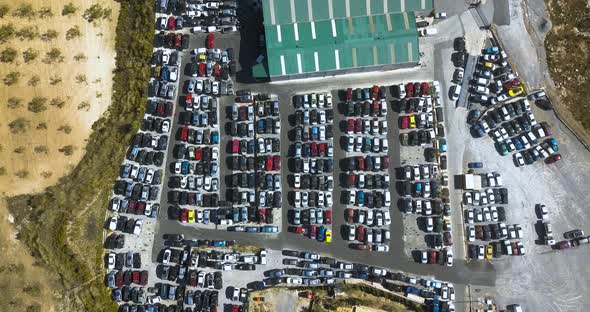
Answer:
[0, 1, 119, 311]
[0, 0, 119, 196]
[544, 0, 590, 144]
[0, 199, 58, 312]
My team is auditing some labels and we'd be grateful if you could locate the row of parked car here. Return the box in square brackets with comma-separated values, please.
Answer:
[289, 93, 334, 242]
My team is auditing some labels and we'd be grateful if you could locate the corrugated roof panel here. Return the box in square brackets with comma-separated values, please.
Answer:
[313, 0, 331, 20]
[294, 0, 309, 22]
[371, 0, 385, 15]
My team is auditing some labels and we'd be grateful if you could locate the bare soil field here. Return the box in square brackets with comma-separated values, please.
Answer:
[545, 0, 590, 143]
[0, 0, 118, 196]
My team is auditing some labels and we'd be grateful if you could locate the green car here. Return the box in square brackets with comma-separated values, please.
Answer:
[498, 143, 508, 156]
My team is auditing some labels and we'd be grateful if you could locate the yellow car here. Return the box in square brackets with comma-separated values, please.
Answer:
[483, 61, 494, 69]
[325, 230, 332, 243]
[409, 115, 416, 128]
[508, 86, 524, 97]
[188, 210, 195, 223]
[485, 244, 493, 259]
[198, 54, 206, 61]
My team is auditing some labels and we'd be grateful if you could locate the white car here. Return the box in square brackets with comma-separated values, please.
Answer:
[294, 174, 301, 189]
[426, 217, 433, 232]
[464, 192, 473, 205]
[445, 249, 453, 266]
[467, 226, 475, 241]
[514, 152, 525, 166]
[212, 81, 220, 95]
[325, 193, 333, 207]
[133, 219, 143, 235]
[287, 277, 302, 285]
[174, 162, 182, 174]
[107, 253, 116, 270]
[348, 190, 356, 205]
[383, 210, 391, 225]
[348, 225, 356, 241]
[108, 217, 117, 230]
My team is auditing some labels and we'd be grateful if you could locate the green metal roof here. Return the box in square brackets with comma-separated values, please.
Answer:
[259, 0, 432, 78]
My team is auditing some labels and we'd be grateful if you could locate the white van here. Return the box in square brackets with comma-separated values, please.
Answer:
[450, 85, 461, 101]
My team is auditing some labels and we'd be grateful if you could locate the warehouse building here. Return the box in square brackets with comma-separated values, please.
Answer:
[253, 0, 433, 80]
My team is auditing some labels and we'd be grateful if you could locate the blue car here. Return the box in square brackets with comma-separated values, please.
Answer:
[468, 162, 483, 168]
[211, 131, 219, 144]
[317, 226, 326, 241]
[549, 138, 558, 152]
[439, 137, 447, 152]
[181, 161, 190, 174]
[513, 137, 524, 150]
[246, 227, 259, 233]
[257, 120, 265, 133]
[357, 191, 365, 206]
[415, 182, 423, 193]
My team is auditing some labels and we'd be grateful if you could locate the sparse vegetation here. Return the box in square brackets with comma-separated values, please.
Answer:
[40, 29, 58, 41]
[40, 171, 53, 179]
[43, 48, 64, 63]
[37, 7, 53, 19]
[7, 97, 22, 109]
[12, 4, 35, 19]
[34, 145, 49, 154]
[74, 52, 87, 61]
[4, 71, 21, 86]
[36, 122, 47, 130]
[75, 74, 87, 84]
[66, 25, 81, 40]
[16, 26, 38, 40]
[8, 118, 29, 134]
[0, 167, 6, 176]
[0, 5, 9, 18]
[77, 101, 90, 111]
[62, 3, 78, 16]
[58, 145, 75, 156]
[14, 170, 29, 178]
[58, 125, 72, 134]
[22, 48, 38, 63]
[49, 75, 62, 85]
[83, 4, 112, 23]
[28, 75, 40, 86]
[28, 97, 48, 113]
[0, 23, 16, 43]
[50, 97, 67, 108]
[0, 47, 17, 62]
[14, 146, 26, 154]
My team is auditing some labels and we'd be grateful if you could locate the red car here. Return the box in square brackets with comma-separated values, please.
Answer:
[310, 142, 318, 157]
[168, 16, 176, 30]
[180, 208, 188, 222]
[346, 88, 353, 101]
[382, 156, 390, 170]
[140, 271, 148, 286]
[345, 208, 354, 224]
[213, 63, 221, 77]
[324, 210, 332, 224]
[503, 78, 520, 90]
[175, 33, 182, 48]
[350, 243, 370, 250]
[132, 271, 140, 284]
[372, 101, 380, 116]
[400, 116, 409, 129]
[273, 155, 281, 170]
[557, 240, 571, 249]
[355, 119, 363, 133]
[357, 225, 366, 241]
[128, 200, 137, 214]
[421, 82, 429, 96]
[371, 85, 380, 100]
[232, 139, 240, 153]
[115, 272, 124, 287]
[347, 174, 356, 187]
[319, 143, 326, 156]
[185, 94, 193, 110]
[258, 209, 267, 223]
[232, 305, 239, 312]
[405, 82, 414, 98]
[195, 147, 202, 160]
[181, 125, 189, 141]
[310, 225, 317, 240]
[347, 119, 355, 134]
[198, 62, 206, 76]
[206, 33, 215, 48]
[357, 156, 365, 171]
[429, 251, 438, 264]
[136, 201, 146, 215]
[265, 156, 273, 171]
[443, 231, 453, 246]
[545, 153, 561, 164]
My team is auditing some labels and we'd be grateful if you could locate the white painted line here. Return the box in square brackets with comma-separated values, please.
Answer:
[314, 51, 319, 71]
[276, 25, 282, 42]
[280, 55, 286, 75]
[345, 0, 350, 17]
[331, 19, 337, 37]
[408, 42, 413, 62]
[311, 22, 316, 39]
[373, 46, 378, 65]
[390, 44, 395, 64]
[290, 0, 296, 23]
[307, 0, 314, 21]
[352, 48, 357, 67]
[386, 13, 392, 31]
[269, 0, 276, 25]
[335, 49, 340, 69]
[294, 23, 299, 41]
[383, 0, 388, 13]
[297, 53, 303, 73]
[328, 0, 334, 18]
[366, 0, 371, 15]
[400, 0, 405, 12]
[403, 12, 410, 30]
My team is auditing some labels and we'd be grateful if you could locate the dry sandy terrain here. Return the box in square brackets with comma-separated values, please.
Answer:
[0, 0, 119, 196]
[0, 1, 119, 311]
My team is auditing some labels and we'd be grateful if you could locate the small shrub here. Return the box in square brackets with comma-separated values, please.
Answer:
[7, 97, 22, 109]
[66, 25, 81, 40]
[37, 7, 53, 18]
[12, 4, 35, 19]
[83, 4, 111, 23]
[0, 167, 6, 176]
[34, 146, 49, 154]
[0, 47, 17, 62]
[28, 75, 40, 86]
[4, 71, 21, 85]
[50, 97, 66, 108]
[75, 74, 87, 84]
[59, 145, 75, 156]
[0, 5, 9, 18]
[28, 97, 48, 113]
[58, 125, 72, 134]
[22, 48, 38, 63]
[14, 170, 29, 178]
[16, 26, 38, 40]
[49, 75, 62, 85]
[0, 24, 15, 43]
[14, 146, 26, 154]
[40, 29, 58, 41]
[36, 122, 47, 130]
[62, 3, 78, 16]
[73, 53, 87, 61]
[77, 101, 90, 111]
[43, 48, 64, 64]
[40, 171, 53, 179]
[9, 118, 29, 133]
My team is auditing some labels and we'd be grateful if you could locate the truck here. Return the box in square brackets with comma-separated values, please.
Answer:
[420, 28, 438, 37]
